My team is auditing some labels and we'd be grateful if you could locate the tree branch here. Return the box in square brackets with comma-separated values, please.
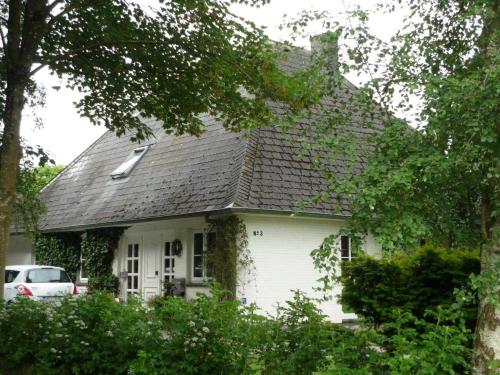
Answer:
[0, 26, 6, 54]
[29, 63, 46, 77]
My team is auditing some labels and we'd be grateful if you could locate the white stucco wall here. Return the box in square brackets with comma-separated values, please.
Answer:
[237, 213, 379, 323]
[7, 234, 34, 265]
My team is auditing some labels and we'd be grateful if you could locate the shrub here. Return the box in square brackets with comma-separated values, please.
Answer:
[0, 294, 149, 375]
[37, 293, 147, 375]
[340, 244, 479, 328]
[319, 326, 387, 375]
[87, 274, 120, 295]
[257, 291, 335, 375]
[0, 298, 54, 375]
[131, 290, 262, 375]
[0, 286, 473, 375]
[381, 308, 472, 374]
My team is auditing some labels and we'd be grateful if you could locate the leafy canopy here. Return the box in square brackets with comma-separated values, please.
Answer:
[0, 0, 313, 141]
[286, 0, 498, 251]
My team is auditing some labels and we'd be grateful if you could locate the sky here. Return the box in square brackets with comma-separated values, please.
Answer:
[21, 0, 405, 166]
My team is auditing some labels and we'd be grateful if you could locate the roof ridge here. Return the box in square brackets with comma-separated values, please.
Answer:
[232, 128, 260, 208]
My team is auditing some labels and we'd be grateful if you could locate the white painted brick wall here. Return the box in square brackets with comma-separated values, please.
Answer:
[7, 235, 34, 265]
[237, 214, 379, 323]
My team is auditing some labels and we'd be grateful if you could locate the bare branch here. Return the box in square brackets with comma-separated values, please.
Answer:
[47, 0, 65, 12]
[0, 26, 6, 53]
[29, 63, 46, 77]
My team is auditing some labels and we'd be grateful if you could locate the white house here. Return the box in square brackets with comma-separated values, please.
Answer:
[8, 41, 381, 323]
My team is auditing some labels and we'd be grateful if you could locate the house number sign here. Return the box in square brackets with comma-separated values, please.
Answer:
[252, 230, 263, 237]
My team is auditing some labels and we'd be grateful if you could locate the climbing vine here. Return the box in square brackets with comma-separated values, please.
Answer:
[207, 215, 253, 299]
[34, 233, 81, 281]
[81, 228, 124, 295]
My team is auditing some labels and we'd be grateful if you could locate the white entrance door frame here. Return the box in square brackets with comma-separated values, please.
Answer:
[142, 232, 162, 301]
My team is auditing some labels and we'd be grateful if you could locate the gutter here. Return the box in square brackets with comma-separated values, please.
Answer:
[34, 207, 349, 234]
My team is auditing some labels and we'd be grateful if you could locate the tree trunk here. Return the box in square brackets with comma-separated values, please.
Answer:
[473, 223, 500, 374]
[0, 0, 49, 300]
[0, 81, 26, 300]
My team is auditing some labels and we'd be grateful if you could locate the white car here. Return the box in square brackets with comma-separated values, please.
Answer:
[4, 265, 78, 303]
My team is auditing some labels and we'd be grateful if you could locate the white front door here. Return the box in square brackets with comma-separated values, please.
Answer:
[142, 233, 161, 301]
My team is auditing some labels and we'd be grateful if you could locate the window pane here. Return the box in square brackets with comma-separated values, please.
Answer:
[134, 244, 139, 258]
[193, 255, 203, 277]
[128, 244, 133, 258]
[26, 269, 71, 283]
[133, 275, 138, 289]
[194, 233, 203, 255]
[5, 270, 19, 283]
[127, 276, 132, 289]
[172, 258, 175, 271]
[165, 259, 170, 269]
[127, 260, 132, 273]
[341, 236, 349, 251]
[165, 242, 171, 256]
[80, 261, 88, 279]
[134, 260, 139, 273]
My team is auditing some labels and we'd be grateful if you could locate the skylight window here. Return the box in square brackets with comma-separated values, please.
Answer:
[110, 146, 149, 179]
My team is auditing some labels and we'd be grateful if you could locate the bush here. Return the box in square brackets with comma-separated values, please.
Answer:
[0, 298, 54, 375]
[87, 274, 120, 296]
[0, 294, 148, 375]
[320, 326, 388, 375]
[256, 291, 335, 375]
[319, 306, 472, 375]
[131, 290, 264, 375]
[340, 244, 479, 328]
[0, 287, 473, 375]
[381, 309, 472, 375]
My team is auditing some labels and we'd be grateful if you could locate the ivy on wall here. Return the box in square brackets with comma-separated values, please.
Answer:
[207, 215, 253, 299]
[82, 228, 124, 295]
[34, 233, 81, 281]
[34, 228, 124, 295]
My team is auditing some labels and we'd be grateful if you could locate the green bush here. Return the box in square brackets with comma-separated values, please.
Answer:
[340, 244, 479, 328]
[256, 291, 335, 375]
[0, 298, 55, 375]
[381, 309, 472, 375]
[132, 290, 262, 375]
[320, 326, 388, 375]
[319, 306, 472, 375]
[0, 287, 473, 375]
[0, 294, 148, 375]
[87, 274, 120, 295]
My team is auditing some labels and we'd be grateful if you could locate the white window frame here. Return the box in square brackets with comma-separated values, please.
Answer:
[79, 250, 88, 283]
[110, 146, 149, 179]
[191, 232, 216, 283]
[163, 241, 175, 284]
[340, 235, 354, 261]
[126, 243, 140, 295]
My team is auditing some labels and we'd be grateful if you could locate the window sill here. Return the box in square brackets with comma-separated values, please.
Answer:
[187, 281, 210, 287]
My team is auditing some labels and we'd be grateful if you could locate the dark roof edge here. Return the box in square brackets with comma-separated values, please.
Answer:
[38, 207, 348, 233]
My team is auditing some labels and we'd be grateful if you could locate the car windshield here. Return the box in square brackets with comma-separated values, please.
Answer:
[5, 270, 20, 283]
[26, 269, 71, 283]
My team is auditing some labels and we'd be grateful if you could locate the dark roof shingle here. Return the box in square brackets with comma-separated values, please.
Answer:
[38, 48, 382, 231]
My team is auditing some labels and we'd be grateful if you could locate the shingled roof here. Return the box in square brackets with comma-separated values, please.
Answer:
[38, 47, 381, 231]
